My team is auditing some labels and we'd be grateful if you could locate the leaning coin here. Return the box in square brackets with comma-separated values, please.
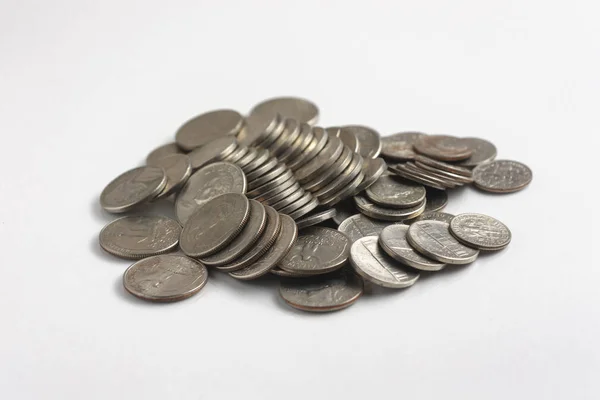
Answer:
[342, 125, 382, 158]
[413, 135, 472, 161]
[279, 269, 363, 312]
[146, 142, 183, 165]
[100, 166, 166, 213]
[175, 109, 244, 151]
[318, 171, 364, 207]
[407, 221, 479, 264]
[381, 132, 425, 161]
[187, 136, 238, 171]
[229, 214, 298, 280]
[275, 190, 312, 214]
[455, 137, 497, 168]
[241, 148, 271, 174]
[250, 96, 319, 125]
[295, 208, 337, 229]
[237, 112, 282, 147]
[379, 224, 445, 271]
[354, 195, 425, 221]
[424, 189, 448, 212]
[221, 145, 249, 164]
[332, 199, 357, 225]
[279, 227, 350, 275]
[123, 255, 208, 302]
[411, 211, 454, 224]
[388, 164, 447, 191]
[403, 162, 461, 188]
[414, 155, 473, 177]
[295, 135, 344, 184]
[313, 152, 363, 199]
[414, 161, 474, 184]
[279, 120, 313, 163]
[472, 160, 533, 193]
[355, 157, 387, 193]
[149, 153, 192, 199]
[180, 193, 250, 258]
[288, 196, 320, 220]
[303, 146, 354, 192]
[328, 127, 360, 153]
[449, 213, 511, 250]
[350, 236, 420, 289]
[366, 174, 426, 209]
[287, 126, 329, 171]
[100, 215, 181, 259]
[338, 213, 392, 242]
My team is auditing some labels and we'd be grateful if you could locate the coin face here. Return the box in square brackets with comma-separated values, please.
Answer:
[338, 213, 391, 242]
[175, 162, 246, 225]
[350, 236, 420, 288]
[148, 153, 192, 198]
[279, 269, 363, 312]
[366, 175, 426, 209]
[329, 127, 360, 153]
[411, 211, 455, 224]
[381, 132, 425, 161]
[295, 208, 337, 229]
[123, 255, 208, 302]
[279, 227, 350, 275]
[413, 135, 472, 161]
[355, 157, 387, 193]
[407, 221, 479, 264]
[100, 166, 166, 213]
[342, 125, 382, 158]
[250, 97, 319, 125]
[449, 213, 511, 250]
[424, 189, 448, 212]
[146, 142, 183, 165]
[187, 136, 238, 171]
[100, 216, 181, 259]
[455, 137, 497, 167]
[472, 160, 532, 193]
[354, 195, 426, 221]
[379, 224, 445, 271]
[180, 193, 250, 258]
[175, 109, 244, 151]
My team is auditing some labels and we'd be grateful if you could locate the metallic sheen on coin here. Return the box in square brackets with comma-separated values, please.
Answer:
[413, 135, 472, 161]
[295, 208, 337, 229]
[381, 132, 425, 161]
[449, 213, 511, 250]
[366, 175, 426, 209]
[250, 97, 319, 125]
[338, 213, 391, 242]
[407, 221, 479, 264]
[148, 153, 192, 198]
[100, 166, 166, 213]
[379, 224, 445, 271]
[175, 109, 244, 151]
[472, 160, 533, 193]
[146, 142, 183, 165]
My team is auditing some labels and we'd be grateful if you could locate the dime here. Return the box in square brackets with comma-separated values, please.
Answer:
[287, 126, 329, 171]
[449, 213, 511, 250]
[355, 157, 387, 193]
[295, 135, 344, 183]
[99, 215, 181, 259]
[424, 189, 448, 212]
[403, 162, 460, 188]
[149, 153, 192, 198]
[295, 208, 337, 229]
[250, 96, 319, 125]
[455, 137, 497, 168]
[329, 127, 360, 153]
[279, 227, 350, 275]
[100, 166, 166, 213]
[342, 125, 382, 158]
[180, 193, 250, 258]
[146, 142, 183, 165]
[123, 255, 208, 302]
[413, 135, 472, 161]
[175, 162, 246, 225]
[365, 174, 426, 209]
[187, 136, 238, 171]
[379, 224, 445, 271]
[350, 236, 420, 288]
[414, 155, 472, 177]
[414, 161, 474, 184]
[229, 214, 298, 280]
[338, 213, 391, 242]
[407, 221, 479, 264]
[279, 269, 363, 312]
[472, 160, 533, 193]
[381, 132, 425, 161]
[388, 164, 447, 191]
[200, 200, 268, 266]
[354, 195, 425, 221]
[411, 211, 455, 224]
[175, 109, 244, 151]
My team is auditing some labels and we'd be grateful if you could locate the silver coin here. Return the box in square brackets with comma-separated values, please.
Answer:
[318, 171, 364, 207]
[270, 118, 302, 158]
[246, 169, 294, 198]
[149, 154, 192, 198]
[403, 163, 460, 188]
[350, 236, 420, 289]
[279, 269, 363, 312]
[100, 166, 166, 213]
[379, 224, 445, 271]
[287, 197, 320, 220]
[146, 142, 184, 165]
[304, 146, 354, 192]
[222, 146, 249, 164]
[388, 164, 447, 191]
[414, 155, 472, 177]
[295, 208, 337, 229]
[237, 112, 282, 147]
[245, 157, 279, 181]
[123, 255, 208, 302]
[247, 163, 288, 191]
[175, 162, 246, 225]
[229, 214, 298, 280]
[328, 127, 360, 153]
[314, 152, 363, 200]
[355, 157, 387, 193]
[338, 213, 391, 242]
[413, 135, 472, 161]
[99, 215, 181, 259]
[381, 132, 425, 161]
[256, 179, 299, 204]
[332, 199, 357, 225]
[187, 136, 238, 171]
[271, 187, 307, 211]
[200, 200, 268, 266]
[414, 161, 474, 184]
[255, 115, 287, 148]
[449, 213, 511, 250]
[279, 120, 313, 163]
[411, 211, 455, 224]
[277, 191, 313, 214]
[216, 206, 281, 272]
[279, 227, 350, 275]
[342, 125, 382, 158]
[180, 193, 250, 258]
[235, 147, 259, 169]
[366, 174, 426, 209]
[354, 195, 425, 221]
[271, 266, 315, 278]
[287, 126, 329, 171]
[175, 109, 244, 151]
[407, 221, 479, 264]
[455, 137, 497, 168]
[295, 136, 344, 183]
[424, 189, 448, 212]
[241, 148, 271, 174]
[473, 160, 533, 193]
[250, 96, 319, 125]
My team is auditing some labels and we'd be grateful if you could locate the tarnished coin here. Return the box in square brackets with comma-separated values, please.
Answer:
[200, 200, 267, 266]
[473, 160, 533, 193]
[146, 142, 183, 165]
[328, 127, 360, 153]
[180, 193, 250, 258]
[250, 96, 319, 125]
[338, 213, 391, 242]
[295, 135, 344, 183]
[366, 175, 426, 209]
[229, 214, 297, 280]
[100, 166, 166, 213]
[350, 236, 420, 289]
[175, 109, 244, 151]
[279, 269, 363, 312]
[455, 137, 497, 168]
[424, 189, 448, 212]
[149, 153, 192, 198]
[449, 213, 511, 250]
[100, 216, 181, 259]
[413, 135, 472, 161]
[342, 125, 382, 158]
[381, 132, 425, 161]
[187, 136, 238, 171]
[407, 221, 479, 264]
[354, 195, 426, 221]
[355, 157, 387, 193]
[414, 155, 472, 177]
[123, 255, 208, 302]
[175, 162, 246, 225]
[295, 208, 337, 229]
[379, 224, 445, 271]
[279, 227, 350, 275]
[411, 211, 454, 224]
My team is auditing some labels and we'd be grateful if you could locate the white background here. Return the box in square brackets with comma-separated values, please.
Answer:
[1, 1, 599, 399]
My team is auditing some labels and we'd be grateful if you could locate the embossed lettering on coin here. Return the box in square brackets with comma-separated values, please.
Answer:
[449, 213, 511, 250]
[472, 160, 532, 193]
[407, 221, 479, 264]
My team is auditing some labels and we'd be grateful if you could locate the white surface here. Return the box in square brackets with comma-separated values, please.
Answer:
[1, 1, 598, 399]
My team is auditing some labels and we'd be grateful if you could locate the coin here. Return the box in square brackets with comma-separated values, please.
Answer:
[354, 195, 425, 221]
[350, 236, 420, 288]
[388, 164, 447, 191]
[355, 157, 387, 193]
[235, 147, 259, 169]
[313, 152, 363, 200]
[414, 161, 474, 184]
[279, 269, 363, 312]
[200, 200, 268, 266]
[276, 190, 313, 214]
[241, 148, 271, 174]
[247, 163, 288, 191]
[295, 135, 344, 183]
[414, 155, 473, 177]
[287, 197, 320, 220]
[449, 213, 511, 250]
[246, 170, 294, 198]
[381, 132, 425, 161]
[175, 109, 244, 151]
[250, 96, 319, 125]
[237, 112, 282, 147]
[175, 162, 246, 225]
[472, 160, 533, 193]
[304, 146, 354, 192]
[413, 135, 472, 161]
[379, 224, 445, 271]
[229, 214, 297, 280]
[455, 137, 497, 167]
[342, 125, 382, 158]
[245, 157, 279, 181]
[123, 255, 208, 302]
[329, 127, 360, 153]
[295, 208, 337, 229]
[279, 227, 350, 275]
[100, 166, 166, 213]
[318, 171, 364, 207]
[99, 216, 181, 259]
[403, 162, 460, 188]
[337, 213, 391, 242]
[187, 136, 238, 171]
[256, 179, 299, 204]
[149, 154, 192, 198]
[424, 189, 448, 212]
[180, 193, 250, 258]
[269, 118, 302, 158]
[222, 146, 248, 164]
[270, 186, 306, 210]
[407, 221, 479, 264]
[287, 126, 329, 171]
[411, 211, 454, 224]
[146, 142, 183, 165]
[365, 174, 426, 209]
[279, 120, 313, 163]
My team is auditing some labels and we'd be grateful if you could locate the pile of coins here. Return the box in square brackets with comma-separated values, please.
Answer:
[98, 96, 532, 311]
